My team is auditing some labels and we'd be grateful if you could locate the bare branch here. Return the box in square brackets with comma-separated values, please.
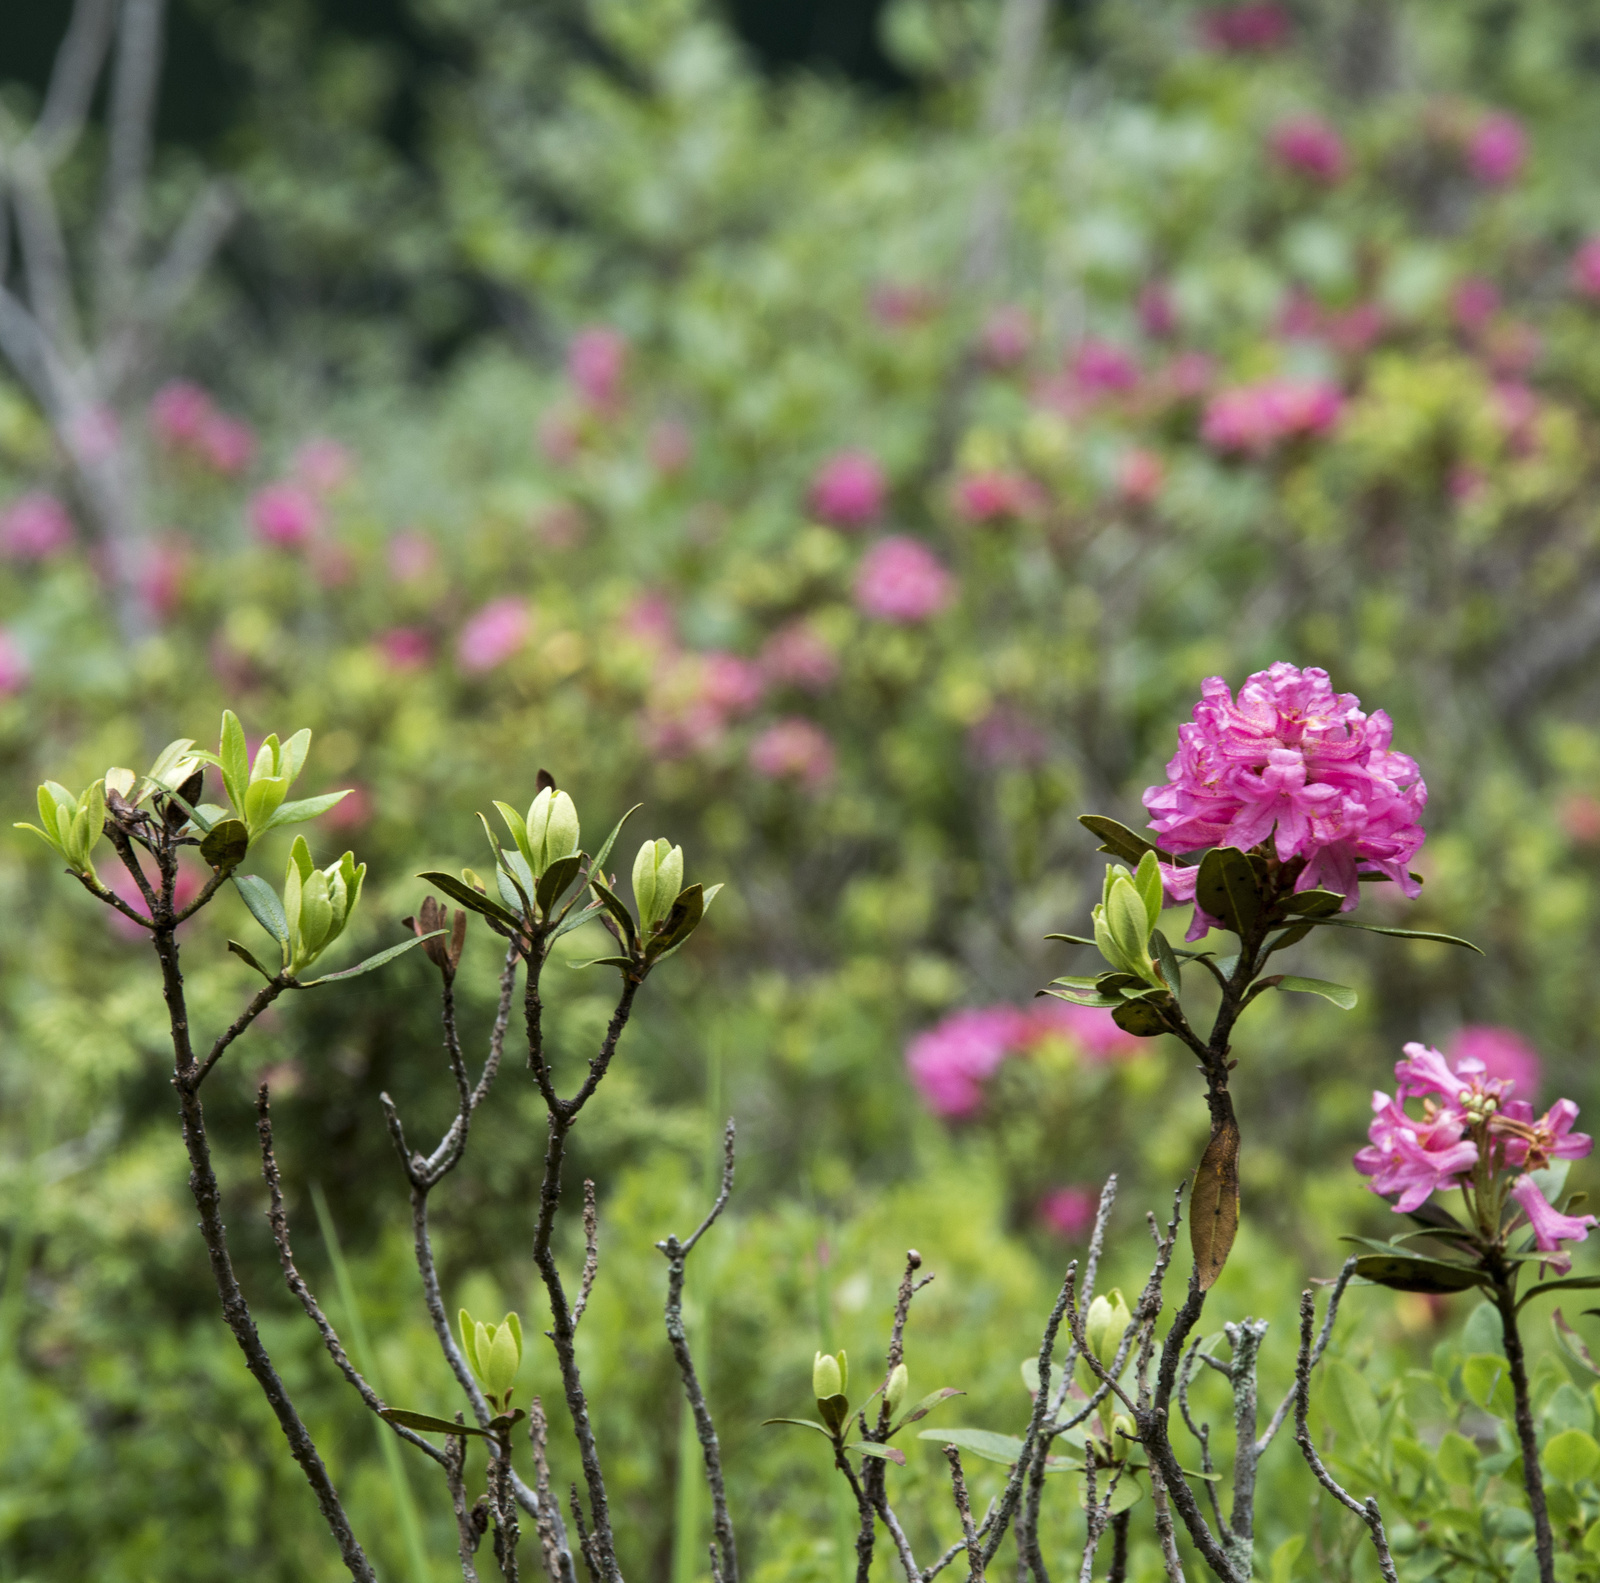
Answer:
[572, 1179, 600, 1330]
[919, 1501, 996, 1582]
[27, 0, 119, 166]
[191, 975, 290, 1089]
[1256, 1258, 1356, 1455]
[529, 1400, 578, 1583]
[98, 0, 166, 311]
[943, 1447, 983, 1583]
[446, 1422, 483, 1583]
[1292, 1289, 1397, 1583]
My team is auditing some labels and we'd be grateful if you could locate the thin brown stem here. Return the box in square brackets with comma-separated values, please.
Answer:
[1496, 1270, 1555, 1583]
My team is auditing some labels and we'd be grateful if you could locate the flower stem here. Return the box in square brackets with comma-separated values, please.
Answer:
[1493, 1265, 1554, 1583]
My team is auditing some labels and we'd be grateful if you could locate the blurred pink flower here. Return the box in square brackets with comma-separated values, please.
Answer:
[906, 1007, 1036, 1118]
[1571, 239, 1600, 300]
[1492, 381, 1539, 455]
[749, 718, 836, 790]
[1028, 1001, 1142, 1060]
[1072, 339, 1140, 396]
[968, 706, 1047, 769]
[1117, 449, 1165, 506]
[1138, 281, 1179, 340]
[1038, 1187, 1098, 1239]
[104, 862, 202, 940]
[870, 282, 939, 327]
[387, 530, 437, 583]
[810, 450, 886, 528]
[294, 438, 354, 495]
[457, 597, 532, 673]
[568, 327, 627, 409]
[537, 409, 582, 465]
[150, 381, 213, 446]
[952, 470, 1042, 524]
[66, 405, 119, 464]
[1269, 115, 1348, 184]
[1467, 113, 1527, 185]
[199, 414, 257, 475]
[310, 543, 356, 588]
[1154, 351, 1217, 403]
[379, 627, 433, 670]
[1327, 303, 1384, 355]
[1199, 3, 1290, 51]
[855, 537, 954, 624]
[979, 306, 1032, 368]
[621, 591, 677, 650]
[1448, 465, 1489, 505]
[1484, 320, 1542, 378]
[649, 419, 694, 475]
[1201, 378, 1344, 455]
[0, 492, 74, 559]
[1277, 288, 1323, 340]
[1452, 277, 1501, 332]
[137, 538, 189, 621]
[0, 629, 28, 696]
[760, 620, 838, 691]
[534, 501, 586, 549]
[1560, 792, 1600, 845]
[700, 652, 766, 717]
[322, 784, 372, 831]
[250, 484, 322, 549]
[1445, 1026, 1541, 1103]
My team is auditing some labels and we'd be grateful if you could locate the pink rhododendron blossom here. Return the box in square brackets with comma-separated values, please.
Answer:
[1072, 339, 1140, 396]
[906, 1007, 1037, 1117]
[1354, 1090, 1479, 1212]
[1117, 449, 1164, 505]
[1452, 277, 1501, 333]
[1201, 379, 1344, 455]
[150, 381, 213, 446]
[250, 484, 322, 549]
[1571, 239, 1600, 300]
[1485, 320, 1543, 379]
[1446, 1026, 1541, 1102]
[854, 537, 955, 624]
[1039, 1187, 1098, 1239]
[1028, 1001, 1141, 1061]
[809, 451, 887, 527]
[1496, 1097, 1591, 1172]
[749, 718, 836, 790]
[0, 492, 74, 559]
[699, 653, 766, 717]
[1269, 115, 1348, 183]
[1143, 664, 1427, 921]
[387, 530, 437, 583]
[1138, 282, 1179, 340]
[379, 627, 433, 670]
[1153, 352, 1217, 404]
[1199, 3, 1290, 52]
[979, 306, 1032, 368]
[760, 620, 838, 691]
[294, 438, 354, 495]
[1327, 303, 1384, 355]
[1561, 793, 1600, 846]
[457, 598, 531, 673]
[568, 327, 627, 409]
[199, 414, 257, 475]
[104, 862, 203, 941]
[1509, 1175, 1596, 1274]
[137, 538, 189, 621]
[968, 706, 1048, 769]
[1492, 381, 1540, 456]
[952, 470, 1042, 524]
[1467, 113, 1527, 186]
[1277, 288, 1323, 341]
[0, 629, 28, 696]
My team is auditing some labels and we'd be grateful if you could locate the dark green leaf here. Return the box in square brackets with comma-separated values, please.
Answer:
[890, 1388, 964, 1433]
[1044, 933, 1098, 947]
[649, 883, 705, 956]
[234, 874, 289, 950]
[1279, 889, 1345, 918]
[200, 818, 250, 871]
[816, 1393, 851, 1433]
[1303, 918, 1483, 954]
[1196, 847, 1261, 936]
[300, 932, 445, 987]
[762, 1418, 834, 1439]
[1111, 998, 1169, 1038]
[588, 877, 638, 950]
[1191, 1117, 1240, 1291]
[1152, 930, 1183, 996]
[1274, 975, 1358, 1010]
[416, 871, 521, 930]
[549, 898, 605, 943]
[589, 803, 642, 879]
[536, 852, 585, 915]
[379, 1408, 494, 1439]
[1518, 1275, 1600, 1313]
[569, 956, 635, 971]
[916, 1428, 1026, 1466]
[1040, 989, 1126, 1010]
[1077, 815, 1174, 865]
[1354, 1254, 1490, 1294]
[847, 1442, 907, 1465]
[227, 940, 275, 980]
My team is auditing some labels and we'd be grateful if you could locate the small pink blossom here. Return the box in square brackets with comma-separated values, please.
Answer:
[968, 706, 1047, 769]
[1452, 277, 1501, 333]
[66, 405, 120, 464]
[0, 629, 28, 696]
[568, 327, 627, 409]
[1039, 1187, 1098, 1239]
[1278, 288, 1324, 340]
[1571, 239, 1600, 301]
[870, 283, 939, 327]
[1492, 381, 1540, 455]
[1199, 3, 1290, 51]
[810, 451, 887, 528]
[1509, 1175, 1595, 1274]
[310, 543, 356, 588]
[1138, 282, 1179, 340]
[136, 538, 189, 621]
[1467, 113, 1527, 186]
[1354, 1090, 1479, 1212]
[1446, 1026, 1541, 1103]
[760, 620, 838, 692]
[854, 536, 955, 624]
[1117, 449, 1164, 505]
[1496, 1098, 1592, 1172]
[700, 652, 766, 717]
[199, 414, 256, 475]
[1153, 352, 1217, 404]
[952, 470, 1042, 525]
[1484, 320, 1543, 379]
[150, 381, 213, 447]
[1072, 339, 1140, 396]
[457, 598, 532, 673]
[293, 438, 354, 495]
[1028, 1001, 1141, 1061]
[979, 306, 1032, 368]
[388, 531, 437, 583]
[649, 420, 693, 475]
[0, 493, 74, 559]
[1201, 379, 1344, 455]
[379, 627, 433, 670]
[749, 718, 836, 790]
[1327, 303, 1384, 355]
[1269, 115, 1348, 184]
[250, 484, 322, 549]
[906, 1007, 1036, 1118]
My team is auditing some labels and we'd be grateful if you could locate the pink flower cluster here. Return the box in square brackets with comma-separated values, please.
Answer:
[0, 492, 74, 560]
[1268, 115, 1348, 184]
[639, 649, 767, 758]
[749, 718, 836, 790]
[1199, 3, 1290, 51]
[952, 470, 1044, 525]
[150, 381, 256, 474]
[1356, 1043, 1596, 1271]
[1200, 378, 1343, 455]
[810, 451, 886, 528]
[1466, 113, 1527, 186]
[457, 598, 533, 673]
[907, 1001, 1140, 1119]
[854, 536, 955, 624]
[568, 327, 627, 410]
[1143, 663, 1427, 926]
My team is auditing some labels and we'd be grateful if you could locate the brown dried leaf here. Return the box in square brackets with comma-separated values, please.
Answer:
[1190, 1115, 1240, 1291]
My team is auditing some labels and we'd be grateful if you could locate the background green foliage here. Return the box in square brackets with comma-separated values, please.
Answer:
[8, 0, 1600, 1576]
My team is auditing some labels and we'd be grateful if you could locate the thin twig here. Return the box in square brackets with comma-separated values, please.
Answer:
[191, 976, 290, 1089]
[1256, 1258, 1356, 1455]
[572, 1181, 599, 1329]
[943, 1447, 983, 1583]
[446, 1418, 483, 1583]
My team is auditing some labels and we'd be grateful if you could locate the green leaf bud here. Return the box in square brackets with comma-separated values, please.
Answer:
[1085, 1290, 1132, 1371]
[813, 1350, 843, 1399]
[886, 1362, 909, 1413]
[632, 838, 685, 933]
[485, 1317, 521, 1400]
[526, 788, 580, 875]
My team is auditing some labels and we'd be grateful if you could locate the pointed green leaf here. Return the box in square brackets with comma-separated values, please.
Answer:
[299, 932, 445, 986]
[378, 1408, 494, 1440]
[1518, 1276, 1600, 1313]
[227, 940, 275, 980]
[261, 792, 351, 832]
[1132, 850, 1163, 931]
[1152, 930, 1183, 995]
[847, 1442, 907, 1464]
[234, 874, 290, 952]
[1111, 999, 1168, 1038]
[1303, 918, 1483, 953]
[416, 871, 521, 930]
[279, 729, 312, 788]
[890, 1388, 964, 1433]
[1196, 847, 1261, 936]
[1274, 976, 1358, 1010]
[916, 1428, 1027, 1466]
[1044, 933, 1098, 947]
[536, 852, 585, 916]
[1279, 889, 1345, 918]
[1354, 1253, 1490, 1294]
[1077, 815, 1173, 865]
[588, 877, 638, 949]
[761, 1418, 834, 1438]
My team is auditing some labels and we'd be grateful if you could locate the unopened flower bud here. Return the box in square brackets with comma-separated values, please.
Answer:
[813, 1350, 843, 1399]
[526, 787, 580, 874]
[1085, 1290, 1132, 1370]
[886, 1362, 909, 1413]
[633, 838, 685, 932]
